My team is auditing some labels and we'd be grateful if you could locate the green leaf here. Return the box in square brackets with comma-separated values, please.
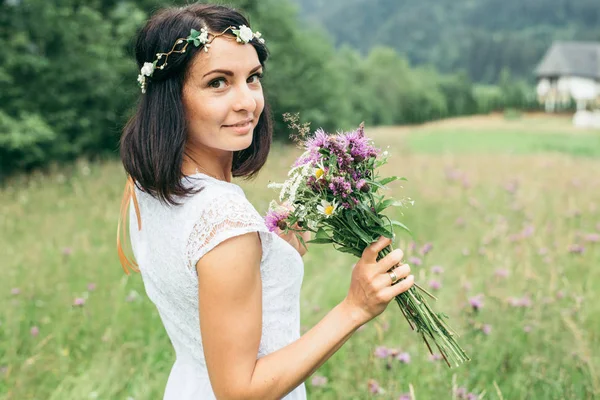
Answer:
[370, 225, 393, 239]
[345, 214, 372, 244]
[190, 28, 199, 38]
[378, 176, 401, 186]
[306, 238, 334, 244]
[336, 246, 363, 258]
[391, 220, 412, 235]
[193, 39, 200, 47]
[315, 227, 329, 239]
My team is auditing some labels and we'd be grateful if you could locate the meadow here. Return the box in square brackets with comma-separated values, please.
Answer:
[1, 113, 599, 399]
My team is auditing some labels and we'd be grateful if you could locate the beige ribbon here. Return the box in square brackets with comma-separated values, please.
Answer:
[116, 176, 142, 274]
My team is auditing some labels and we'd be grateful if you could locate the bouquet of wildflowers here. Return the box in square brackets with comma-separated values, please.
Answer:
[265, 117, 470, 367]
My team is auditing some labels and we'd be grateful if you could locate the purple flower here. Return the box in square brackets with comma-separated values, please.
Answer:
[311, 375, 328, 387]
[30, 326, 40, 337]
[398, 394, 411, 400]
[455, 217, 466, 227]
[367, 379, 384, 394]
[428, 353, 442, 362]
[408, 256, 422, 266]
[584, 233, 599, 243]
[87, 283, 97, 291]
[523, 325, 532, 333]
[494, 268, 509, 278]
[342, 124, 379, 162]
[355, 179, 369, 193]
[395, 352, 411, 364]
[481, 324, 492, 335]
[455, 387, 468, 398]
[469, 294, 484, 311]
[420, 243, 433, 255]
[431, 265, 444, 274]
[374, 346, 390, 359]
[62, 247, 73, 256]
[264, 208, 290, 233]
[467, 393, 479, 400]
[329, 176, 352, 197]
[11, 288, 20, 295]
[73, 297, 85, 307]
[429, 280, 442, 290]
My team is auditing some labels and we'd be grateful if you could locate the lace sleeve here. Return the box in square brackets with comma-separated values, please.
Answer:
[186, 190, 270, 269]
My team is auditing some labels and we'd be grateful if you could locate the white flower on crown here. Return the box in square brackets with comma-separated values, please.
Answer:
[140, 62, 155, 77]
[237, 25, 254, 43]
[199, 28, 209, 44]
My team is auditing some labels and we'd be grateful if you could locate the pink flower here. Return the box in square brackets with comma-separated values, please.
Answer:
[30, 326, 39, 337]
[367, 379, 384, 394]
[468, 294, 484, 311]
[428, 353, 442, 362]
[523, 325, 532, 333]
[374, 346, 390, 359]
[311, 375, 328, 387]
[494, 268, 509, 278]
[395, 352, 411, 364]
[429, 280, 442, 290]
[398, 394, 411, 400]
[11, 288, 20, 295]
[420, 243, 433, 255]
[408, 256, 422, 266]
[264, 208, 290, 233]
[87, 283, 97, 291]
[481, 324, 492, 335]
[73, 297, 85, 307]
[568, 244, 584, 254]
[431, 265, 444, 274]
[62, 247, 73, 256]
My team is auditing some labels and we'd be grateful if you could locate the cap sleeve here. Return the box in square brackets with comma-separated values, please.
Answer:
[186, 189, 270, 269]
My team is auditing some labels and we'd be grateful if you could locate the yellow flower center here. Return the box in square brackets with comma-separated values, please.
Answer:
[315, 168, 324, 179]
[324, 205, 334, 215]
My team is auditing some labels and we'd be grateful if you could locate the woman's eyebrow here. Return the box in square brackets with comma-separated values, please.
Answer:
[202, 64, 262, 78]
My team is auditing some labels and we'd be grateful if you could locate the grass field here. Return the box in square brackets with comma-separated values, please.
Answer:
[1, 113, 599, 399]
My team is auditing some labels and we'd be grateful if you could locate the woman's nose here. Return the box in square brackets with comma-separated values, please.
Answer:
[232, 84, 257, 113]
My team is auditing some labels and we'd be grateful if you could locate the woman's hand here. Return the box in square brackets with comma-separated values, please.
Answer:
[342, 236, 414, 326]
[277, 223, 310, 257]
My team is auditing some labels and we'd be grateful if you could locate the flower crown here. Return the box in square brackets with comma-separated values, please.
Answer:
[137, 25, 264, 93]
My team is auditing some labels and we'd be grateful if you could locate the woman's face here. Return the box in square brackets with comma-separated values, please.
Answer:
[182, 35, 264, 156]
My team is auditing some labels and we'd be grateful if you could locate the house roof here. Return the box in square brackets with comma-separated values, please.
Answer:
[535, 41, 600, 79]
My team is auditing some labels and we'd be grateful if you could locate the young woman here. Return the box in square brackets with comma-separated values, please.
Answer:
[117, 4, 414, 399]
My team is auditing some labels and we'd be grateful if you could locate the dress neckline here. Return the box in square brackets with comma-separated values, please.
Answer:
[183, 172, 245, 194]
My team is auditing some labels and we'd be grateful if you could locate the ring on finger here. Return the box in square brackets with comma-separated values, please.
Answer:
[388, 270, 399, 285]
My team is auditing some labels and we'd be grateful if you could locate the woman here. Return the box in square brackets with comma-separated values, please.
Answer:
[117, 3, 414, 399]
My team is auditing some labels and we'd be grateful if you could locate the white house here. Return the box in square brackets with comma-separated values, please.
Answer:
[535, 41, 600, 112]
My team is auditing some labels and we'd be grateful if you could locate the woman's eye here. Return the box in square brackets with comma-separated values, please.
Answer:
[248, 73, 263, 84]
[209, 78, 226, 89]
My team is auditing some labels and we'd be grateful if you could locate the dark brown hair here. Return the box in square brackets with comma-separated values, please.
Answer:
[120, 3, 272, 205]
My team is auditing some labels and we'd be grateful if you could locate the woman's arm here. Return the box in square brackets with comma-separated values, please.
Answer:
[196, 231, 361, 400]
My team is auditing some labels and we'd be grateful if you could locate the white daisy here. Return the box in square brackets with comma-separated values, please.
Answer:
[317, 199, 338, 218]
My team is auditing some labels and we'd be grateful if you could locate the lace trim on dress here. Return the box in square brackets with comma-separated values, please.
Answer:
[186, 190, 271, 269]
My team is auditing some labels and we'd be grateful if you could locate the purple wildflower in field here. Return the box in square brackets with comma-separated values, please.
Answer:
[504, 180, 519, 194]
[524, 325, 532, 333]
[567, 244, 585, 254]
[517, 295, 532, 307]
[374, 346, 390, 359]
[481, 324, 492, 335]
[556, 290, 565, 299]
[408, 256, 422, 266]
[469, 294, 484, 311]
[311, 375, 328, 387]
[455, 387, 468, 398]
[328, 176, 352, 198]
[420, 242, 433, 255]
[429, 280, 442, 290]
[30, 326, 39, 337]
[428, 353, 442, 362]
[584, 233, 599, 243]
[87, 283, 96, 291]
[408, 241, 417, 252]
[494, 268, 509, 278]
[367, 379, 384, 394]
[431, 265, 444, 274]
[455, 217, 465, 227]
[398, 394, 411, 400]
[396, 352, 411, 364]
[11, 288, 20, 295]
[264, 207, 290, 233]
[62, 247, 73, 256]
[73, 297, 85, 306]
[467, 393, 480, 400]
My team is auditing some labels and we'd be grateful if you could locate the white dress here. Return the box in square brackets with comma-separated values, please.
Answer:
[129, 173, 307, 400]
